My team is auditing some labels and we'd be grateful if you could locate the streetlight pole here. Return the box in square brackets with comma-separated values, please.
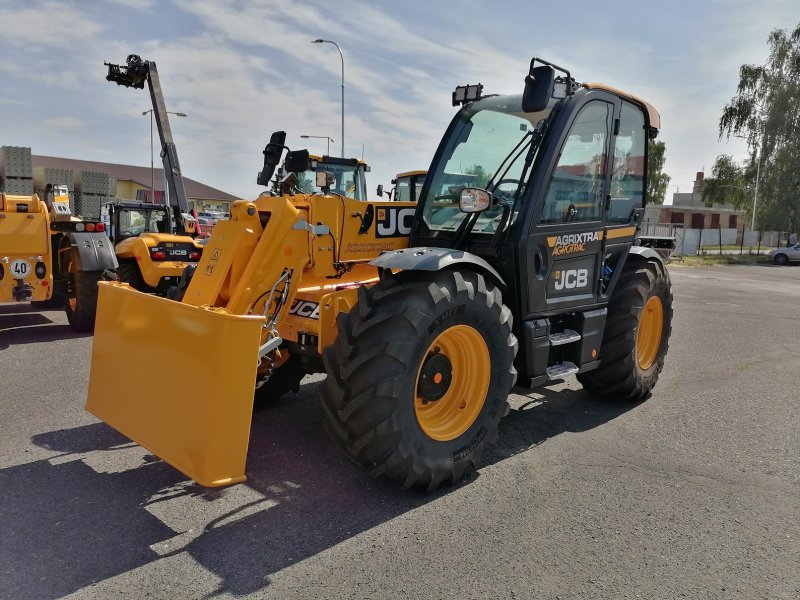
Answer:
[300, 134, 335, 156]
[311, 39, 344, 158]
[141, 110, 187, 202]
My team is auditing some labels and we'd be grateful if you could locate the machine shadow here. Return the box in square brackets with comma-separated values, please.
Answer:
[9, 380, 635, 599]
[0, 306, 88, 350]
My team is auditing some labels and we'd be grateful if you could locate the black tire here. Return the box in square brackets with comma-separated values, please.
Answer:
[577, 257, 672, 401]
[321, 269, 517, 491]
[64, 258, 102, 333]
[115, 259, 148, 291]
[773, 253, 789, 266]
[253, 356, 307, 409]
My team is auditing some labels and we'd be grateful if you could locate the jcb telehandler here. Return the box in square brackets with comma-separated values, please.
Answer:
[103, 55, 204, 294]
[0, 185, 117, 331]
[87, 58, 672, 491]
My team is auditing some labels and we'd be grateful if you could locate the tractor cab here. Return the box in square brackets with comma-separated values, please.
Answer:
[101, 201, 171, 244]
[378, 170, 428, 202]
[301, 154, 370, 200]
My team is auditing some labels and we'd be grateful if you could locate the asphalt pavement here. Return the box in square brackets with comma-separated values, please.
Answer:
[0, 264, 798, 599]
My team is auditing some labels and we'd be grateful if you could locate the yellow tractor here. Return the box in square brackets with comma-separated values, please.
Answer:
[0, 185, 117, 330]
[86, 58, 672, 490]
[103, 55, 203, 294]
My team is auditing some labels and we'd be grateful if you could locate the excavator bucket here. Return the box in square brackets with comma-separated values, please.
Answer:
[86, 281, 266, 486]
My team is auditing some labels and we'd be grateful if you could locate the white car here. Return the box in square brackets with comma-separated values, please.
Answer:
[768, 244, 800, 265]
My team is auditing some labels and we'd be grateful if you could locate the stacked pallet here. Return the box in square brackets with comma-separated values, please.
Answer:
[33, 166, 75, 210]
[135, 188, 166, 203]
[73, 170, 116, 218]
[0, 146, 33, 195]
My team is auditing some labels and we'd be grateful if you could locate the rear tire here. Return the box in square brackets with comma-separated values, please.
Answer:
[64, 250, 102, 332]
[773, 253, 789, 266]
[116, 259, 148, 291]
[322, 269, 517, 491]
[577, 258, 672, 401]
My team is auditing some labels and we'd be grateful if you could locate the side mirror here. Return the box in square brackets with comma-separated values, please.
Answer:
[522, 65, 554, 113]
[459, 188, 492, 213]
[284, 149, 310, 173]
[377, 184, 384, 197]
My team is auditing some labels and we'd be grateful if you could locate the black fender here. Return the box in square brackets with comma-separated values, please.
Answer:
[370, 247, 505, 287]
[628, 245, 665, 264]
[65, 232, 119, 271]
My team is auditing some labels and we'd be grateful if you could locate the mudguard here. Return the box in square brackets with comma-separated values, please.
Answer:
[371, 247, 505, 286]
[629, 245, 664, 263]
[66, 231, 118, 271]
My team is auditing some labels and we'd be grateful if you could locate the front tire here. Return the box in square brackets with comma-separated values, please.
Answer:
[773, 253, 789, 266]
[322, 269, 517, 491]
[253, 352, 307, 409]
[577, 258, 672, 401]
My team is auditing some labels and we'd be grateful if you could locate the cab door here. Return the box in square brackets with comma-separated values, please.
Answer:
[525, 96, 619, 316]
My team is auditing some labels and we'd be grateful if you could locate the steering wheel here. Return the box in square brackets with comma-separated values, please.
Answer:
[491, 179, 523, 203]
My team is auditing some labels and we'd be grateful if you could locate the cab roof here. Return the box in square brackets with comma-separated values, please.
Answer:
[583, 82, 661, 130]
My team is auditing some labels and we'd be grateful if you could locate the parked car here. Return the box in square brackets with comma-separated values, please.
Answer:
[197, 216, 216, 239]
[768, 244, 800, 265]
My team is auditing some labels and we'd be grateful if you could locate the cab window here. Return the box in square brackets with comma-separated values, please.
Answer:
[540, 101, 613, 224]
[608, 101, 646, 223]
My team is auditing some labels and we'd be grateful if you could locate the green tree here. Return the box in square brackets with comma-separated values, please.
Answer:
[646, 140, 670, 205]
[701, 155, 751, 209]
[464, 164, 492, 188]
[719, 22, 800, 231]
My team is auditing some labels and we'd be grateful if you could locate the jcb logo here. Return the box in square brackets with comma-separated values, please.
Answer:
[554, 268, 589, 291]
[289, 299, 320, 320]
[376, 207, 415, 238]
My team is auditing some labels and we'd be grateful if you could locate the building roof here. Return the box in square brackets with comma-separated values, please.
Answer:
[32, 155, 239, 201]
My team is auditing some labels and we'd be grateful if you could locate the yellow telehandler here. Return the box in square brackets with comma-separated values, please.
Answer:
[87, 58, 672, 491]
[0, 185, 118, 330]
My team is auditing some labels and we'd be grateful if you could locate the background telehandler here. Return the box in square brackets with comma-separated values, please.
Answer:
[103, 55, 204, 293]
[0, 184, 117, 330]
[87, 57, 673, 491]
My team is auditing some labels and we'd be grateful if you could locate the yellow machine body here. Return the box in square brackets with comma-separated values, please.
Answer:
[0, 193, 54, 302]
[87, 193, 415, 485]
[114, 232, 205, 289]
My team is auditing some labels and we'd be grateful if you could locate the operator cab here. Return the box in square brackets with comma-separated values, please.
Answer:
[301, 155, 370, 200]
[101, 201, 171, 244]
[412, 59, 660, 318]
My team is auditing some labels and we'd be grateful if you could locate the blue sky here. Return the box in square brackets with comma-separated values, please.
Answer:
[1, 0, 797, 201]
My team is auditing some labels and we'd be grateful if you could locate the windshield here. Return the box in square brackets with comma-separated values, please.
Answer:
[299, 163, 367, 200]
[419, 94, 556, 236]
[118, 208, 169, 237]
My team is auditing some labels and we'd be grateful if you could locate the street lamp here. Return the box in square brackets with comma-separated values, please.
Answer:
[141, 109, 187, 202]
[300, 134, 335, 156]
[311, 39, 344, 158]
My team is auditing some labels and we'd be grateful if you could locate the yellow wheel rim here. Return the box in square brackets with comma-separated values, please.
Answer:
[636, 295, 663, 370]
[415, 324, 490, 442]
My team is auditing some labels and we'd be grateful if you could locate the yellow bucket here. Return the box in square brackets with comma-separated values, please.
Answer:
[86, 282, 265, 486]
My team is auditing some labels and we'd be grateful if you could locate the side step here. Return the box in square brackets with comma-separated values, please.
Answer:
[549, 329, 581, 346]
[546, 361, 579, 380]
